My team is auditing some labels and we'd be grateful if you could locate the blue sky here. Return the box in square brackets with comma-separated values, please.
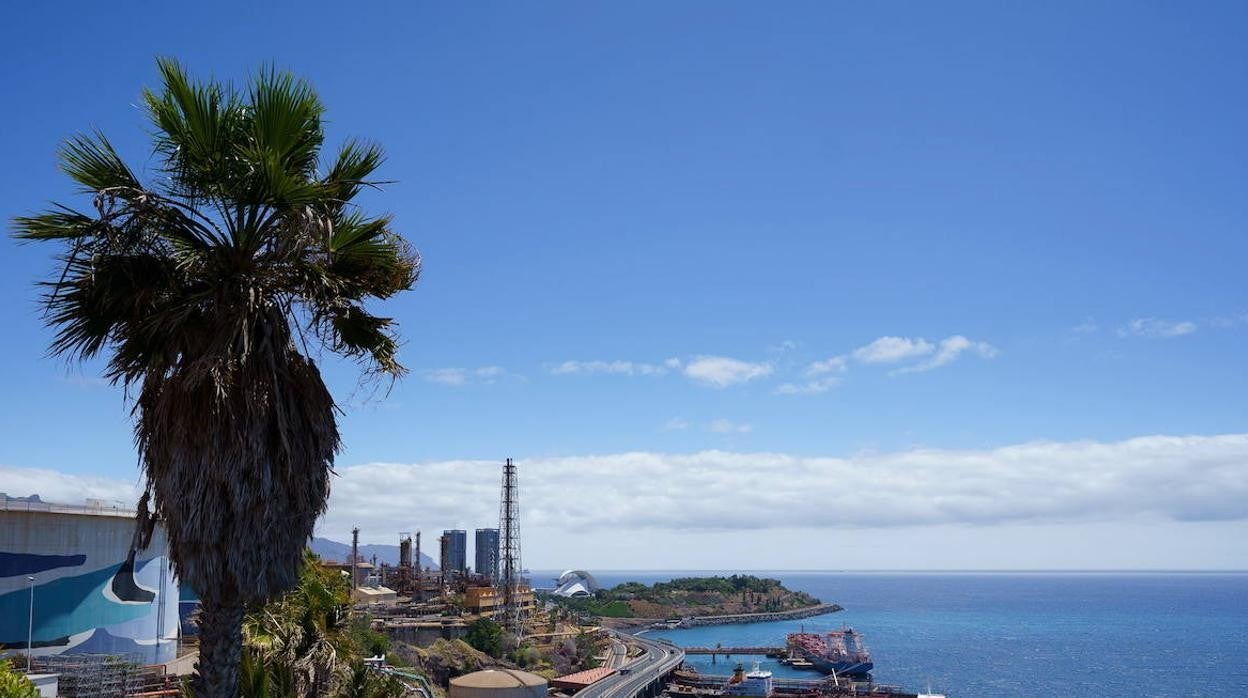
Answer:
[1, 2, 1246, 569]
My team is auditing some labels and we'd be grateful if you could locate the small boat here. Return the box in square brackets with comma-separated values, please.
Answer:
[787, 659, 815, 670]
[722, 663, 774, 698]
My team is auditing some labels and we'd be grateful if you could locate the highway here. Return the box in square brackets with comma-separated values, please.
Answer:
[580, 633, 685, 698]
[604, 638, 629, 669]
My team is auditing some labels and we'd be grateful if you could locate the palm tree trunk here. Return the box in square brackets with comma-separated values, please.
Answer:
[195, 597, 245, 697]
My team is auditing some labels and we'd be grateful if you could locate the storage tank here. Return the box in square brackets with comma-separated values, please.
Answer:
[0, 497, 179, 665]
[450, 669, 548, 698]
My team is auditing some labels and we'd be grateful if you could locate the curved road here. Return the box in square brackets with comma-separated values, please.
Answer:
[580, 633, 685, 698]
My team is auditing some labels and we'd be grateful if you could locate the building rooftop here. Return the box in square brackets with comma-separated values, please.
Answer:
[353, 585, 396, 597]
[551, 667, 617, 690]
[0, 495, 136, 519]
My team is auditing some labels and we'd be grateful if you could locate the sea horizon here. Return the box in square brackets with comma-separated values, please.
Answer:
[579, 570, 1248, 696]
[531, 568, 1248, 575]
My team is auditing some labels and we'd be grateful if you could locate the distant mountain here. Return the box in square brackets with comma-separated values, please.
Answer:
[310, 536, 439, 570]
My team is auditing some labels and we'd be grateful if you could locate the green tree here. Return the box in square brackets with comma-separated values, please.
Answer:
[240, 552, 407, 697]
[574, 630, 603, 670]
[464, 617, 504, 657]
[338, 664, 404, 698]
[13, 59, 418, 698]
[244, 552, 356, 695]
[0, 659, 40, 698]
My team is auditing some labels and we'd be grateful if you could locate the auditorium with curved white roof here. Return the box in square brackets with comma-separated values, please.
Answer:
[552, 569, 599, 597]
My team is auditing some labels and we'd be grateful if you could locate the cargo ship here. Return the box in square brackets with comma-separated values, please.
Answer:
[786, 629, 873, 677]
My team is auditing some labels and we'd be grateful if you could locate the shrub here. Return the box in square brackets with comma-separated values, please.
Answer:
[0, 659, 40, 698]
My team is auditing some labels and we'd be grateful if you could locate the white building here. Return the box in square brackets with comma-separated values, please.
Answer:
[551, 569, 599, 598]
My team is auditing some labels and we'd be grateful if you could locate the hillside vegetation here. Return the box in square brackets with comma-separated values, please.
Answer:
[552, 575, 821, 619]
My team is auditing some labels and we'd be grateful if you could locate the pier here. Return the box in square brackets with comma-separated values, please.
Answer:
[673, 672, 918, 697]
[683, 646, 785, 656]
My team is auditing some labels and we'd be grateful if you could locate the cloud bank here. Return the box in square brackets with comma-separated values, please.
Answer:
[10, 434, 1243, 545]
[0, 464, 139, 505]
[315, 433, 1248, 539]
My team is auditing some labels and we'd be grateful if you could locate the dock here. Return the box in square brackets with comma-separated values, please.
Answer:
[683, 646, 786, 656]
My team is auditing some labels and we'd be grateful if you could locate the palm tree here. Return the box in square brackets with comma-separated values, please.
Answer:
[244, 552, 358, 695]
[13, 59, 418, 697]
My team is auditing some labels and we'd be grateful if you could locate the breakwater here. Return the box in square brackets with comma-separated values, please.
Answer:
[676, 603, 843, 627]
[608, 603, 843, 630]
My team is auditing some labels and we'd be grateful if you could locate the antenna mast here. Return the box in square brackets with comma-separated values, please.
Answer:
[497, 457, 523, 633]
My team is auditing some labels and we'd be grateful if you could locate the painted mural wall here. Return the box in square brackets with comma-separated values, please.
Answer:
[0, 506, 179, 665]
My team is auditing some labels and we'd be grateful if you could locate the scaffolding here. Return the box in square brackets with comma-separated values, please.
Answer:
[31, 653, 146, 697]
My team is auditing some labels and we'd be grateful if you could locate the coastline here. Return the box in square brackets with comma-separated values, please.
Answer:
[601, 602, 843, 630]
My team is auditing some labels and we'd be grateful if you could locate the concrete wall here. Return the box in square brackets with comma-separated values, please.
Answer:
[0, 504, 179, 664]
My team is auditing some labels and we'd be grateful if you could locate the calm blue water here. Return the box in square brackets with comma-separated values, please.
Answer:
[532, 571, 1248, 697]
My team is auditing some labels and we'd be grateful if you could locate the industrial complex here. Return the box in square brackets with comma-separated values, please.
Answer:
[0, 458, 544, 696]
[333, 459, 537, 625]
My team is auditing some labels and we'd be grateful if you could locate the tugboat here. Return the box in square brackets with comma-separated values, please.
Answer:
[785, 628, 873, 677]
[723, 662, 773, 698]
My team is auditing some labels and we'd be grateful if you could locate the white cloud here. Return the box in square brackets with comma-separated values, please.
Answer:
[775, 377, 841, 395]
[549, 360, 668, 376]
[708, 419, 753, 434]
[662, 418, 690, 431]
[1209, 312, 1248, 329]
[768, 340, 800, 355]
[60, 373, 111, 390]
[1118, 318, 1197, 339]
[893, 335, 998, 374]
[682, 356, 773, 388]
[807, 356, 848, 376]
[422, 368, 469, 385]
[421, 366, 512, 385]
[851, 337, 934, 364]
[0, 464, 139, 506]
[1071, 318, 1099, 334]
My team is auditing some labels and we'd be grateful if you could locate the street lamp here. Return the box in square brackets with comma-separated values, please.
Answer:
[26, 575, 35, 671]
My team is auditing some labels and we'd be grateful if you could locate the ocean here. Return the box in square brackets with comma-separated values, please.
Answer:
[533, 571, 1248, 697]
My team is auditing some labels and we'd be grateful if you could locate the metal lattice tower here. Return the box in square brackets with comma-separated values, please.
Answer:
[497, 457, 523, 633]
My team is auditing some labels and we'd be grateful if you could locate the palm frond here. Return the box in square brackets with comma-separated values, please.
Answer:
[58, 132, 140, 193]
[324, 305, 403, 375]
[323, 141, 386, 208]
[12, 206, 98, 241]
[250, 67, 324, 174]
[327, 214, 421, 300]
[144, 57, 245, 200]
